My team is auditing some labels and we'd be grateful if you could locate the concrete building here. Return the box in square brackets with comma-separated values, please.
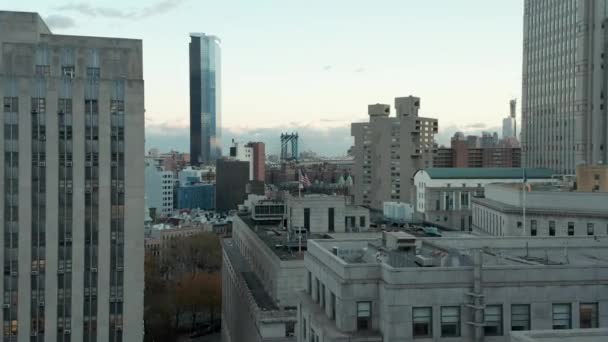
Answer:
[0, 11, 144, 342]
[177, 165, 215, 186]
[222, 194, 370, 342]
[176, 183, 215, 210]
[230, 140, 266, 182]
[502, 117, 515, 140]
[576, 164, 608, 192]
[189, 33, 221, 165]
[351, 96, 438, 210]
[510, 328, 608, 342]
[216, 158, 249, 212]
[414, 168, 555, 231]
[472, 183, 608, 237]
[145, 158, 174, 217]
[298, 234, 608, 342]
[521, 1, 608, 174]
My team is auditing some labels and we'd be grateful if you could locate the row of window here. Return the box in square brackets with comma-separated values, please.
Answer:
[355, 302, 599, 338]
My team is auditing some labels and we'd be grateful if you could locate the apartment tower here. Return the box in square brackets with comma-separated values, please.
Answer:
[522, 0, 608, 174]
[0, 12, 144, 341]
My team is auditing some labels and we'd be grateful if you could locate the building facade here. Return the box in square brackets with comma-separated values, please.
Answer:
[472, 183, 608, 237]
[189, 33, 221, 166]
[176, 183, 215, 210]
[351, 96, 438, 210]
[215, 158, 249, 212]
[145, 157, 174, 217]
[230, 140, 266, 182]
[222, 194, 370, 342]
[521, 0, 608, 174]
[0, 11, 144, 341]
[298, 235, 608, 342]
[434, 133, 521, 168]
[414, 168, 554, 231]
[576, 164, 608, 192]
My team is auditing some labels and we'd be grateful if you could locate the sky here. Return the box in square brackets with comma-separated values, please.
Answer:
[8, 0, 524, 156]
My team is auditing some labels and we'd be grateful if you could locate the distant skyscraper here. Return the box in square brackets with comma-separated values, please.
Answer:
[189, 33, 221, 166]
[522, 0, 608, 174]
[0, 11, 144, 341]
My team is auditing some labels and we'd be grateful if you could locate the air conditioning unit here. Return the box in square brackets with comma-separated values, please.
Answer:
[39, 135, 46, 141]
[39, 301, 44, 307]
[66, 237, 72, 242]
[57, 269, 64, 274]
[110, 296, 116, 302]
[10, 271, 17, 276]
[117, 266, 123, 271]
[91, 267, 97, 273]
[39, 161, 46, 167]
[31, 331, 37, 337]
[85, 188, 91, 194]
[116, 296, 123, 303]
[111, 161, 118, 167]
[85, 161, 92, 167]
[116, 326, 123, 331]
[66, 189, 73, 194]
[64, 330, 71, 335]
[2, 303, 10, 308]
[66, 161, 73, 167]
[31, 270, 38, 275]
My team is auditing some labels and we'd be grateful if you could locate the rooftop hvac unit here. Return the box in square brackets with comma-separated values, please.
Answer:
[415, 255, 436, 267]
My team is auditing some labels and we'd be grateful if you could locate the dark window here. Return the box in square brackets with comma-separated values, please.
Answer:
[552, 304, 571, 329]
[315, 278, 320, 303]
[359, 216, 366, 228]
[440, 306, 460, 337]
[330, 292, 336, 320]
[587, 223, 594, 236]
[549, 221, 555, 236]
[307, 271, 311, 294]
[285, 322, 295, 337]
[484, 305, 503, 336]
[517, 221, 522, 228]
[320, 284, 325, 308]
[435, 200, 440, 211]
[511, 304, 530, 331]
[530, 220, 537, 236]
[568, 222, 574, 236]
[328, 208, 334, 232]
[356, 302, 371, 330]
[304, 208, 310, 231]
[580, 303, 598, 329]
[302, 318, 306, 339]
[413, 307, 432, 337]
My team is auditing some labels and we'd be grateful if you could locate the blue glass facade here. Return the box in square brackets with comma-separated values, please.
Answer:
[176, 184, 215, 210]
[189, 33, 221, 165]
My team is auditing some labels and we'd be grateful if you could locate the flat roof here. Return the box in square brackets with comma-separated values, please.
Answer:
[420, 168, 554, 180]
[510, 328, 608, 342]
[317, 236, 608, 268]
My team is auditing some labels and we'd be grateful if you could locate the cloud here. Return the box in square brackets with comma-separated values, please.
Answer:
[145, 121, 354, 157]
[55, 0, 187, 19]
[322, 65, 332, 71]
[354, 67, 365, 73]
[465, 122, 486, 129]
[44, 14, 77, 29]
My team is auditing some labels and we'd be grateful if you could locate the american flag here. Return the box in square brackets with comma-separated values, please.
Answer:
[299, 168, 311, 188]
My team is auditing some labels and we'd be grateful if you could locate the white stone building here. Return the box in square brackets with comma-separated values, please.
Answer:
[298, 234, 608, 342]
[0, 11, 144, 342]
[521, 0, 608, 174]
[222, 194, 370, 342]
[145, 157, 174, 217]
[413, 168, 555, 231]
[472, 183, 608, 237]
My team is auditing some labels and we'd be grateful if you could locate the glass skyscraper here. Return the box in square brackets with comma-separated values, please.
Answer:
[189, 33, 222, 166]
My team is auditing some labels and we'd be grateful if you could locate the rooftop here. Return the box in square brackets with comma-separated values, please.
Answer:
[421, 168, 555, 179]
[315, 236, 608, 268]
[510, 328, 608, 342]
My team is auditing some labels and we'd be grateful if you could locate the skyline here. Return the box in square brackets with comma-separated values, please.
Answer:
[8, 0, 523, 155]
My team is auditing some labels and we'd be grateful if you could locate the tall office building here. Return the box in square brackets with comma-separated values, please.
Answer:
[189, 33, 221, 166]
[351, 96, 438, 210]
[522, 0, 608, 174]
[0, 11, 144, 341]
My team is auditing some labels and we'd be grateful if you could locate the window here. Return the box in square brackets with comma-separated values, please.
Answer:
[549, 221, 555, 236]
[484, 305, 503, 336]
[552, 304, 571, 329]
[315, 278, 320, 303]
[359, 216, 366, 228]
[517, 221, 522, 229]
[579, 303, 598, 329]
[531, 220, 537, 236]
[511, 304, 530, 331]
[412, 307, 432, 338]
[307, 272, 311, 294]
[330, 292, 336, 320]
[320, 284, 325, 309]
[568, 222, 574, 236]
[302, 318, 306, 339]
[285, 321, 295, 337]
[356, 302, 371, 330]
[304, 208, 310, 231]
[587, 223, 594, 236]
[328, 208, 334, 232]
[440, 306, 460, 337]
